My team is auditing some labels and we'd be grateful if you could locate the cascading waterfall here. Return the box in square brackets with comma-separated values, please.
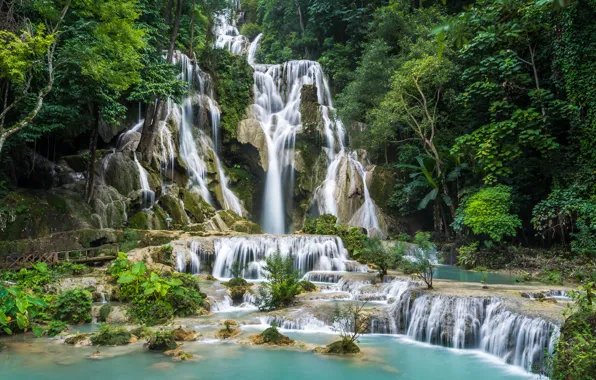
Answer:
[195, 235, 366, 279]
[371, 283, 559, 372]
[215, 7, 382, 236]
[133, 152, 155, 208]
[171, 51, 242, 215]
[175, 250, 187, 273]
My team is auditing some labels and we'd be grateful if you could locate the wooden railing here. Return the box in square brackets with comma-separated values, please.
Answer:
[0, 244, 119, 270]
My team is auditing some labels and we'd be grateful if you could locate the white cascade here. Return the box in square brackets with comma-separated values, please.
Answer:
[133, 152, 155, 209]
[214, 11, 383, 235]
[203, 235, 365, 279]
[381, 288, 559, 371]
[175, 250, 186, 273]
[171, 51, 243, 215]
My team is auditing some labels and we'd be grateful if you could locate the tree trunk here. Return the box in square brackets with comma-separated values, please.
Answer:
[139, 0, 182, 162]
[85, 104, 99, 203]
[166, 0, 174, 24]
[189, 0, 197, 57]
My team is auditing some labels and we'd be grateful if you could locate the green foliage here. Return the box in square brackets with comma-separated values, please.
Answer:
[402, 247, 436, 289]
[44, 320, 68, 337]
[552, 284, 596, 379]
[240, 23, 262, 41]
[457, 242, 479, 269]
[0, 285, 47, 335]
[298, 280, 317, 293]
[147, 329, 177, 351]
[256, 252, 301, 311]
[539, 269, 563, 285]
[90, 324, 132, 346]
[0, 262, 55, 291]
[457, 185, 521, 242]
[361, 239, 403, 277]
[303, 214, 367, 254]
[98, 304, 112, 322]
[54, 289, 92, 324]
[0, 27, 55, 83]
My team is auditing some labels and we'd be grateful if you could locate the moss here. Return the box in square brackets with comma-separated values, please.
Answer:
[182, 188, 215, 223]
[298, 280, 317, 293]
[98, 304, 112, 322]
[231, 220, 263, 234]
[367, 166, 396, 210]
[147, 330, 178, 351]
[320, 339, 360, 355]
[250, 327, 294, 346]
[159, 194, 189, 227]
[65, 334, 91, 345]
[90, 324, 132, 346]
[129, 211, 150, 230]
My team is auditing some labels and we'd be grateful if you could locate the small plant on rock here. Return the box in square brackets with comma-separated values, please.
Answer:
[323, 301, 369, 355]
[90, 324, 132, 346]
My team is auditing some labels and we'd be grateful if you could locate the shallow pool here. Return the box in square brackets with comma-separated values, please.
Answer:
[0, 332, 540, 380]
[433, 265, 518, 284]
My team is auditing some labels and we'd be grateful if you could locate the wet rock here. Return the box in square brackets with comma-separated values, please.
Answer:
[118, 131, 141, 152]
[164, 349, 194, 361]
[171, 328, 201, 342]
[315, 339, 360, 355]
[237, 115, 269, 171]
[64, 334, 92, 347]
[249, 327, 294, 346]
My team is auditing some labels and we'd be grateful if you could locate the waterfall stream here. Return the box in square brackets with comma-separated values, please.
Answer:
[214, 3, 383, 235]
[133, 152, 155, 209]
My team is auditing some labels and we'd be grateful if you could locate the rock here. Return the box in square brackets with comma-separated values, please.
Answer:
[117, 131, 141, 152]
[106, 306, 130, 324]
[237, 116, 269, 171]
[128, 335, 139, 343]
[101, 152, 141, 196]
[171, 328, 201, 342]
[88, 351, 104, 360]
[164, 349, 194, 361]
[316, 339, 360, 355]
[215, 327, 241, 339]
[182, 188, 216, 223]
[159, 193, 190, 227]
[249, 327, 294, 346]
[147, 331, 178, 352]
[539, 298, 558, 304]
[64, 334, 92, 347]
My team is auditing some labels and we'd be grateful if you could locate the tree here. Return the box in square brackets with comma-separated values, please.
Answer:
[361, 238, 403, 277]
[402, 247, 436, 289]
[0, 2, 70, 154]
[326, 301, 369, 354]
[456, 185, 522, 242]
[256, 252, 301, 311]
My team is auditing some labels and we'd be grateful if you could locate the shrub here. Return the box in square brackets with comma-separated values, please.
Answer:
[0, 285, 47, 335]
[458, 185, 521, 242]
[130, 326, 153, 339]
[147, 329, 177, 351]
[90, 324, 131, 346]
[303, 214, 367, 254]
[240, 22, 262, 40]
[98, 304, 112, 322]
[1, 262, 55, 291]
[45, 320, 68, 337]
[54, 289, 92, 324]
[251, 326, 293, 345]
[457, 242, 479, 269]
[361, 239, 404, 277]
[396, 233, 412, 242]
[256, 253, 301, 311]
[130, 298, 174, 326]
[402, 247, 436, 289]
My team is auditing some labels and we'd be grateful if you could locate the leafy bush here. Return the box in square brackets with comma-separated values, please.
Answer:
[402, 247, 436, 289]
[54, 289, 92, 324]
[457, 242, 479, 269]
[552, 283, 595, 379]
[90, 324, 132, 346]
[130, 298, 174, 326]
[252, 326, 294, 345]
[147, 329, 177, 351]
[45, 320, 68, 337]
[256, 252, 301, 311]
[361, 239, 403, 277]
[98, 304, 112, 322]
[539, 269, 563, 285]
[240, 22, 262, 40]
[396, 233, 412, 242]
[456, 185, 521, 242]
[0, 285, 46, 335]
[303, 214, 367, 255]
[130, 326, 153, 339]
[1, 262, 55, 291]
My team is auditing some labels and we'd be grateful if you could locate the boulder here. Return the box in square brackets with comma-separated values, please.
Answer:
[171, 328, 201, 341]
[118, 131, 141, 152]
[101, 152, 141, 196]
[65, 334, 92, 347]
[237, 115, 268, 171]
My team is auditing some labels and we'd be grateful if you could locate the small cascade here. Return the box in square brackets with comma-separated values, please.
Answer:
[385, 289, 558, 371]
[158, 102, 176, 181]
[202, 235, 362, 279]
[100, 293, 107, 304]
[258, 315, 332, 333]
[133, 152, 155, 209]
[175, 250, 187, 273]
[189, 248, 200, 274]
[302, 271, 345, 283]
[214, 7, 248, 55]
[247, 33, 262, 65]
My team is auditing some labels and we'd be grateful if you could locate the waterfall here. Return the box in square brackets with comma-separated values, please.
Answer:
[214, 12, 383, 235]
[197, 235, 364, 279]
[258, 314, 332, 333]
[190, 249, 200, 274]
[175, 250, 186, 273]
[133, 152, 155, 209]
[378, 287, 559, 372]
[171, 51, 243, 215]
[159, 102, 176, 181]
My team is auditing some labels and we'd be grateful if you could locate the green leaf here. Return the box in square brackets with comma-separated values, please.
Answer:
[16, 313, 28, 329]
[32, 325, 45, 338]
[0, 310, 7, 325]
[143, 287, 155, 296]
[4, 327, 12, 335]
[117, 272, 136, 284]
[418, 188, 439, 210]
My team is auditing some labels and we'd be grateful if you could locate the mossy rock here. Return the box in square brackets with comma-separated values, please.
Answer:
[182, 188, 216, 223]
[102, 152, 141, 196]
[215, 327, 241, 339]
[130, 326, 153, 339]
[171, 327, 200, 341]
[158, 194, 189, 226]
[230, 220, 262, 234]
[65, 334, 92, 346]
[367, 166, 396, 210]
[250, 327, 294, 346]
[318, 339, 360, 355]
[147, 331, 178, 352]
[98, 304, 112, 322]
[90, 326, 132, 346]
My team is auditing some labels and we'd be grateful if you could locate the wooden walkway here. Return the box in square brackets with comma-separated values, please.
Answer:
[0, 244, 119, 270]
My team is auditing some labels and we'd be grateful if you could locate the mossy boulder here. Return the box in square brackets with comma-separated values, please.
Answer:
[171, 327, 201, 341]
[317, 339, 360, 355]
[65, 334, 92, 346]
[147, 330, 178, 352]
[250, 327, 294, 346]
[182, 188, 216, 223]
[366, 165, 396, 210]
[90, 325, 132, 346]
[129, 205, 168, 230]
[102, 152, 141, 196]
[158, 194, 189, 227]
[223, 278, 252, 304]
[216, 320, 241, 339]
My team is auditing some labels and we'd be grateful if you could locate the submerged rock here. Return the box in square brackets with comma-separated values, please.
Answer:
[164, 349, 194, 361]
[215, 320, 241, 339]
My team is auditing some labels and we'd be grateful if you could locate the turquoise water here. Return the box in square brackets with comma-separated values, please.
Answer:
[433, 265, 517, 284]
[0, 333, 538, 380]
